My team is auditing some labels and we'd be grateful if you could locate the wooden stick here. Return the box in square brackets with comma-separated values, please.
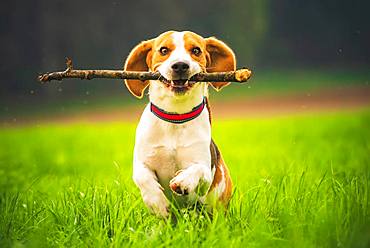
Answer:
[38, 58, 252, 83]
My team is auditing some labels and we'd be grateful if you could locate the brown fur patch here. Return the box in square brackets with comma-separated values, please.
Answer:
[204, 97, 212, 125]
[210, 139, 219, 170]
[209, 139, 233, 205]
[183, 32, 208, 71]
[150, 31, 176, 71]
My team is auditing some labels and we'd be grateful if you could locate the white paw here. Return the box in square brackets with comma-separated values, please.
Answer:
[169, 167, 210, 196]
[143, 192, 169, 218]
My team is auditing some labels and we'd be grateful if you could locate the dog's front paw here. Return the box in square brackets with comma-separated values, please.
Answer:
[169, 168, 210, 196]
[143, 192, 169, 218]
[170, 169, 190, 195]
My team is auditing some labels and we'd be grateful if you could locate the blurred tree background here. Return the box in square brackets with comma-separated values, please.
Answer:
[0, 0, 369, 112]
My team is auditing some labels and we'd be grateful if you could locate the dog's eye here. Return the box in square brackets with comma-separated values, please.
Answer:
[159, 47, 169, 56]
[191, 47, 201, 56]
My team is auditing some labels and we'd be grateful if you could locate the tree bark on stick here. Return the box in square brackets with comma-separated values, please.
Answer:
[38, 58, 252, 83]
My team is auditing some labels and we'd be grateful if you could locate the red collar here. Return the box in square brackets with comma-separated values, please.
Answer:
[150, 98, 206, 124]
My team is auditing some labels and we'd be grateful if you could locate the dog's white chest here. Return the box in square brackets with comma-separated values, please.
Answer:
[134, 105, 211, 192]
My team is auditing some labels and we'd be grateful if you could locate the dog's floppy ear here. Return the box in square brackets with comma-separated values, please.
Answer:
[124, 39, 153, 98]
[205, 37, 236, 91]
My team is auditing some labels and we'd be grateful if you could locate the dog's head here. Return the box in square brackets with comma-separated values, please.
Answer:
[124, 31, 236, 98]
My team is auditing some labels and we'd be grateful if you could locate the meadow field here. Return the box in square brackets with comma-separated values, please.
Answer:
[0, 108, 369, 247]
[2, 0, 370, 246]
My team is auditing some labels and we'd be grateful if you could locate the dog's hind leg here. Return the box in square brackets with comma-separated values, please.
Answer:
[204, 140, 233, 208]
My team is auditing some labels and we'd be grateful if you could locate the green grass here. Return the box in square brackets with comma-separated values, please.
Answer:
[0, 110, 369, 247]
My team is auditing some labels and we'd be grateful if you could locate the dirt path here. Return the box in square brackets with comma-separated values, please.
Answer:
[2, 85, 370, 126]
[212, 85, 370, 119]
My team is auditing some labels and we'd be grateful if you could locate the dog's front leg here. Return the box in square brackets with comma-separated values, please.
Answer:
[169, 163, 212, 197]
[133, 161, 169, 218]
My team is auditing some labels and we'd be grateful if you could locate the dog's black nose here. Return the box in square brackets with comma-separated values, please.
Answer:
[171, 62, 189, 74]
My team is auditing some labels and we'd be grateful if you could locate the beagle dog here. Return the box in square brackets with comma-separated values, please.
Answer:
[124, 31, 234, 218]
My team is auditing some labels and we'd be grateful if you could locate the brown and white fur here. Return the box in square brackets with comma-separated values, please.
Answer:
[124, 31, 234, 218]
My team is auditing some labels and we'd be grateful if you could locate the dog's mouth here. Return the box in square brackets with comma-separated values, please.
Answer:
[159, 77, 195, 93]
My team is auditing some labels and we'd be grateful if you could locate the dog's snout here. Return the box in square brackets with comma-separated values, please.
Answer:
[171, 62, 189, 74]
